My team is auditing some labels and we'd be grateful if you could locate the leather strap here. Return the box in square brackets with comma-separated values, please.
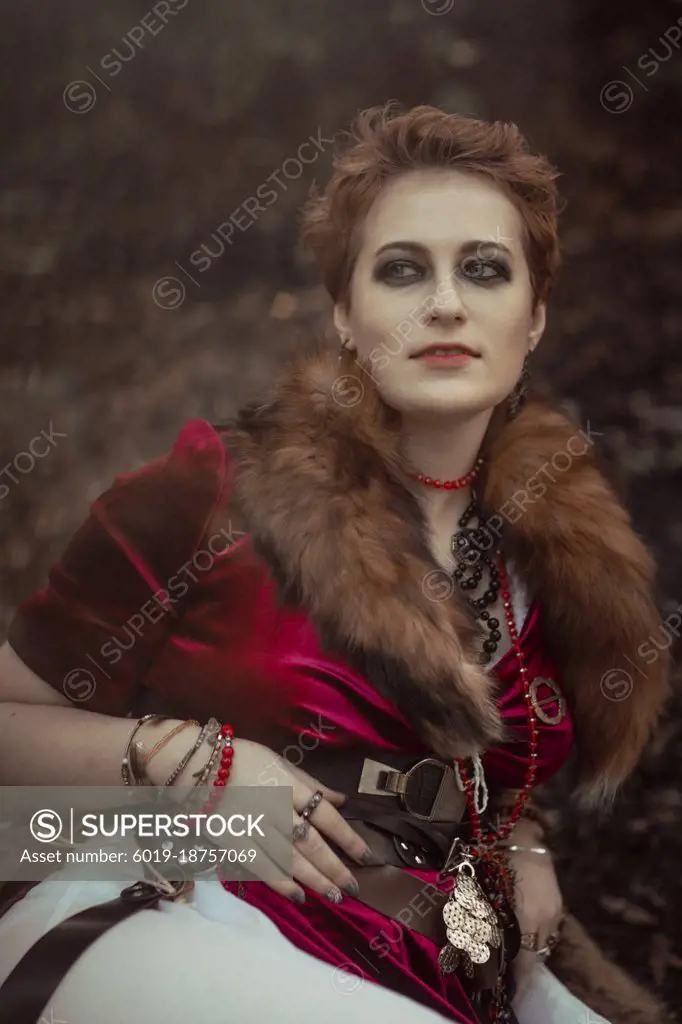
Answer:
[341, 795, 474, 859]
[0, 881, 180, 1024]
[0, 882, 39, 924]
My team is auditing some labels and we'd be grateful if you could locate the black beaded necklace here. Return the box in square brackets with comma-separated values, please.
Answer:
[450, 496, 503, 665]
[405, 458, 506, 665]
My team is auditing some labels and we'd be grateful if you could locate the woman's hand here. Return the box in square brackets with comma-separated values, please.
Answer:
[507, 820, 563, 999]
[220, 738, 379, 905]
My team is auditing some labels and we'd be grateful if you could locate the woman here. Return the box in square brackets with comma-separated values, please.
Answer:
[0, 103, 673, 1024]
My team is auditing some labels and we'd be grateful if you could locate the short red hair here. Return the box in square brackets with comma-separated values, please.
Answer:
[300, 102, 562, 309]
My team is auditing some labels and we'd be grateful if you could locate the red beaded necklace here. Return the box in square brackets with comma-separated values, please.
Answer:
[443, 552, 539, 1018]
[455, 552, 539, 847]
[408, 456, 484, 490]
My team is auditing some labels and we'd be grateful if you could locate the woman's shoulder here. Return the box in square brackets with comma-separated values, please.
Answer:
[112, 418, 230, 492]
[6, 419, 239, 715]
[96, 418, 234, 551]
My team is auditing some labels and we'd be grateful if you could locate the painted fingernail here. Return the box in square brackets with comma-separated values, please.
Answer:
[326, 886, 344, 904]
[291, 890, 306, 904]
[343, 879, 360, 897]
[360, 848, 386, 866]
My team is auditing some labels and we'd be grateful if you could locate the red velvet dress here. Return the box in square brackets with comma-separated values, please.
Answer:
[8, 419, 574, 1023]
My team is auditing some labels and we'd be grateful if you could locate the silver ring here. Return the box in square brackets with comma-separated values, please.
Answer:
[520, 932, 539, 952]
[301, 789, 324, 820]
[293, 790, 324, 842]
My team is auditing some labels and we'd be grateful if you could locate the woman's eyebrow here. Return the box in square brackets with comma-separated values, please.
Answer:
[374, 239, 513, 259]
[459, 239, 513, 259]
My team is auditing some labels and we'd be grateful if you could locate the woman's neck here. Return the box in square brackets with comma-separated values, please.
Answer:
[399, 407, 493, 520]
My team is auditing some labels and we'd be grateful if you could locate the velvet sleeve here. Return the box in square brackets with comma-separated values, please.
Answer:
[6, 420, 229, 717]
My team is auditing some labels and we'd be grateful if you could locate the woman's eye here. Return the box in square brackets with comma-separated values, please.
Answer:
[379, 260, 422, 283]
[457, 257, 507, 281]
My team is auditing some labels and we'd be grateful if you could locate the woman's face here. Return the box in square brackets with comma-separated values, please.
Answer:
[334, 169, 546, 419]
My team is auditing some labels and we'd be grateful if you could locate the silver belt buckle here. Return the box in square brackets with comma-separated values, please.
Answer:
[357, 758, 405, 797]
[357, 757, 464, 822]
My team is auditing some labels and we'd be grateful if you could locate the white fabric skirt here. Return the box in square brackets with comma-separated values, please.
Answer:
[0, 851, 610, 1024]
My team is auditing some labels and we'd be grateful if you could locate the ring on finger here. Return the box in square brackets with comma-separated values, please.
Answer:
[293, 789, 324, 842]
[537, 926, 562, 960]
[301, 789, 324, 820]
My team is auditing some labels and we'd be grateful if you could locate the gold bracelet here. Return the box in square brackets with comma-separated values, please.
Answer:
[144, 719, 200, 765]
[121, 714, 165, 785]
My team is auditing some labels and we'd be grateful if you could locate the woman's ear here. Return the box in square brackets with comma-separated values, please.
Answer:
[333, 303, 349, 339]
[528, 301, 546, 353]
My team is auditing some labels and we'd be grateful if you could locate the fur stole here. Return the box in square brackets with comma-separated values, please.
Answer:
[222, 342, 671, 804]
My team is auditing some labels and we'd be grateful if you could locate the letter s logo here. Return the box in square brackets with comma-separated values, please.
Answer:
[30, 809, 63, 843]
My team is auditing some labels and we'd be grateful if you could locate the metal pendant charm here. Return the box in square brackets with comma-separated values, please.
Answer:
[437, 943, 461, 975]
[439, 858, 502, 976]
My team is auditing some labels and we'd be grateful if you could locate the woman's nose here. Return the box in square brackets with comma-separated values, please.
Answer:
[429, 277, 467, 322]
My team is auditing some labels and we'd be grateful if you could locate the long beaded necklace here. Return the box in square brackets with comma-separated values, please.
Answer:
[448, 555, 538, 1022]
[410, 462, 539, 1020]
[456, 553, 539, 842]
[424, 553, 537, 1022]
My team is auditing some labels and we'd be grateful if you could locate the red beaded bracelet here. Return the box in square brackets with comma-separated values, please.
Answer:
[199, 723, 235, 817]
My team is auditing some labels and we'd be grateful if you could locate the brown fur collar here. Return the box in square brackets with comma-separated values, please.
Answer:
[223, 342, 671, 803]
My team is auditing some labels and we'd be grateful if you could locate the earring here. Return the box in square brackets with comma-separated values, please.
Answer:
[507, 352, 532, 420]
[338, 332, 352, 363]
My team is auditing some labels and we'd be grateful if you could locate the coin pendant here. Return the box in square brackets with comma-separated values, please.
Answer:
[464, 916, 492, 943]
[468, 939, 491, 965]
[447, 926, 471, 951]
[453, 884, 478, 911]
[443, 900, 469, 930]
[438, 944, 460, 974]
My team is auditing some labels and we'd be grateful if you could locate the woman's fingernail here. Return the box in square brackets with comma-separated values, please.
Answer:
[326, 886, 344, 904]
[343, 879, 360, 897]
[360, 848, 386, 866]
[291, 891, 306, 904]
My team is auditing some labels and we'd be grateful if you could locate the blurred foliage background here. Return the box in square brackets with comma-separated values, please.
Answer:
[1, 0, 681, 1011]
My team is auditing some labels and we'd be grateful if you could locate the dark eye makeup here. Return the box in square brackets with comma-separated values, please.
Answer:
[375, 259, 422, 283]
[456, 256, 511, 282]
[374, 254, 511, 286]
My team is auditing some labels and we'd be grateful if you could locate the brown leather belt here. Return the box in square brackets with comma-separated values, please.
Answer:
[307, 747, 474, 872]
[307, 748, 470, 823]
[0, 880, 188, 1024]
